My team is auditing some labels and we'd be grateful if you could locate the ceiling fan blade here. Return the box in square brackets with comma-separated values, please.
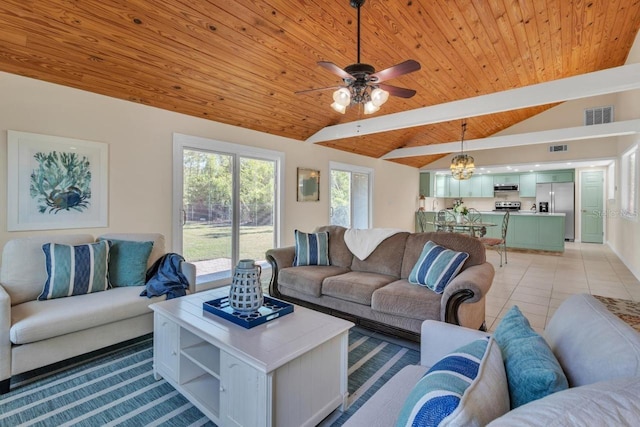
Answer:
[295, 85, 341, 95]
[370, 60, 421, 83]
[378, 83, 416, 98]
[318, 61, 354, 80]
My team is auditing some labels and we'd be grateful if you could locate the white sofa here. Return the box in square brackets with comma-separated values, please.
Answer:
[0, 233, 196, 394]
[345, 293, 640, 426]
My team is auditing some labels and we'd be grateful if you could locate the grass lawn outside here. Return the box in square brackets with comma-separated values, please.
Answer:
[182, 223, 275, 263]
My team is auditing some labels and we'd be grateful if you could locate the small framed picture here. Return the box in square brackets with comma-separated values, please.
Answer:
[297, 168, 320, 202]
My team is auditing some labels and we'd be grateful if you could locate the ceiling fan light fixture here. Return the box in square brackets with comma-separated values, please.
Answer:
[331, 101, 348, 114]
[450, 121, 475, 180]
[363, 100, 380, 114]
[333, 87, 351, 106]
[370, 87, 389, 107]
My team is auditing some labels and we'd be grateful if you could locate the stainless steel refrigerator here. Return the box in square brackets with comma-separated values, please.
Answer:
[536, 182, 575, 241]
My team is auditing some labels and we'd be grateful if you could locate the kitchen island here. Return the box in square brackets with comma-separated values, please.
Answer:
[415, 211, 566, 252]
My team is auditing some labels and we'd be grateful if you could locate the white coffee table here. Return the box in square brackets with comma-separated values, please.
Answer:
[150, 287, 353, 427]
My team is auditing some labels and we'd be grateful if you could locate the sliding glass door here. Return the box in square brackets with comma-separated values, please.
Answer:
[174, 134, 282, 287]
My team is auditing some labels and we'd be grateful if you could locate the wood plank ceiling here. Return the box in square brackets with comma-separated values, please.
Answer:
[1, 0, 639, 168]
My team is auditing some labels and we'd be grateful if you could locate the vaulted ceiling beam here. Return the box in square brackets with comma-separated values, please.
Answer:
[382, 119, 640, 159]
[306, 64, 640, 145]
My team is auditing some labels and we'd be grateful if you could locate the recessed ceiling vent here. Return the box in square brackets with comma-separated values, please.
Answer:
[549, 144, 568, 153]
[584, 106, 614, 126]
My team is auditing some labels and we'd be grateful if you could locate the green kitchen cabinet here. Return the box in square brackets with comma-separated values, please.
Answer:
[448, 177, 461, 198]
[434, 175, 449, 197]
[481, 175, 494, 197]
[492, 174, 519, 185]
[536, 170, 574, 183]
[479, 213, 565, 252]
[458, 176, 482, 197]
[419, 172, 431, 197]
[519, 173, 537, 197]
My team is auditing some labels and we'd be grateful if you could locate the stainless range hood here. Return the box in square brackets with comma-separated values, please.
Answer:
[493, 183, 519, 192]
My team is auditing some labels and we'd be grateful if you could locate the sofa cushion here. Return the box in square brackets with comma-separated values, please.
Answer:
[396, 337, 509, 427]
[343, 365, 428, 427]
[0, 234, 95, 305]
[10, 286, 166, 344]
[293, 230, 330, 266]
[408, 241, 469, 293]
[487, 377, 640, 427]
[278, 265, 351, 297]
[493, 305, 568, 409]
[372, 280, 442, 321]
[544, 293, 640, 387]
[38, 241, 112, 301]
[314, 225, 353, 268]
[99, 238, 154, 286]
[322, 271, 397, 305]
[350, 232, 409, 277]
[401, 233, 485, 279]
[97, 233, 166, 268]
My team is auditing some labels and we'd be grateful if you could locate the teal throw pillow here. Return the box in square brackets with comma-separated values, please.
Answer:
[39, 241, 111, 300]
[493, 305, 569, 409]
[293, 230, 330, 266]
[408, 241, 469, 293]
[100, 238, 154, 287]
[396, 337, 507, 427]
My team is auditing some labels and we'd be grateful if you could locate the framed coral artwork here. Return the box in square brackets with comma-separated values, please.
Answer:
[7, 130, 108, 231]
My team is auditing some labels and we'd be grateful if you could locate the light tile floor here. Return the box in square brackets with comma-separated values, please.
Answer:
[484, 242, 640, 334]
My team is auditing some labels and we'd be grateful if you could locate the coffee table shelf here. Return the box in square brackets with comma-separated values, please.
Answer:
[182, 342, 221, 378]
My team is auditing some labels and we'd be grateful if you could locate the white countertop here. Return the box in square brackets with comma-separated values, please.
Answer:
[480, 211, 566, 216]
[418, 210, 565, 217]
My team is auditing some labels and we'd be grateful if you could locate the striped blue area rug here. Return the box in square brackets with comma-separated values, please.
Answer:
[0, 330, 419, 426]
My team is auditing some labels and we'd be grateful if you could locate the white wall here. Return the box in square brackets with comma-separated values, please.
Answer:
[0, 72, 418, 262]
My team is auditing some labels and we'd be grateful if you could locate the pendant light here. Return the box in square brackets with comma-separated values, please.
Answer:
[450, 121, 475, 180]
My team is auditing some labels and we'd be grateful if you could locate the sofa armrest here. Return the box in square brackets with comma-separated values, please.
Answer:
[265, 246, 295, 297]
[440, 262, 495, 324]
[420, 319, 491, 367]
[180, 261, 197, 294]
[0, 285, 11, 386]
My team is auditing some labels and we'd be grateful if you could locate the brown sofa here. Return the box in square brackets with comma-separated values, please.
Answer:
[266, 226, 494, 341]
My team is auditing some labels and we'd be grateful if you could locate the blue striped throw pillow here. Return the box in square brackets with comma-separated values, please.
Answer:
[408, 241, 469, 293]
[293, 230, 330, 266]
[38, 240, 112, 300]
[396, 338, 491, 427]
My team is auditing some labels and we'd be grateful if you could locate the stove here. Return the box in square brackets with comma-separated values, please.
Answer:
[493, 201, 521, 211]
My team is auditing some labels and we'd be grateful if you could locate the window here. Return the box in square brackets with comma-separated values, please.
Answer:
[329, 162, 373, 228]
[173, 134, 284, 288]
[621, 144, 638, 219]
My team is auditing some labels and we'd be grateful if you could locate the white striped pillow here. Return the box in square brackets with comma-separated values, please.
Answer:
[408, 241, 469, 293]
[38, 240, 112, 300]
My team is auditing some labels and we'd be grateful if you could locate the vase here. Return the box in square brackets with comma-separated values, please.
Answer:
[456, 213, 464, 224]
[228, 259, 263, 312]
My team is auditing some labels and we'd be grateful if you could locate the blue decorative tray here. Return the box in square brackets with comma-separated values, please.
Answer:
[203, 295, 294, 329]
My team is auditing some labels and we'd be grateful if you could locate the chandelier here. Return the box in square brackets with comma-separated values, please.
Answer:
[450, 121, 475, 180]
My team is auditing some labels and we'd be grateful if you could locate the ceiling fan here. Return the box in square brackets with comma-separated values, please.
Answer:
[297, 0, 421, 114]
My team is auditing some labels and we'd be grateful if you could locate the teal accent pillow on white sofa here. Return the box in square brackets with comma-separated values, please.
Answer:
[494, 305, 568, 408]
[100, 238, 153, 286]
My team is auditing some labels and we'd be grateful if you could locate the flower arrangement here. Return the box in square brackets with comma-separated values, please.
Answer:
[453, 201, 469, 216]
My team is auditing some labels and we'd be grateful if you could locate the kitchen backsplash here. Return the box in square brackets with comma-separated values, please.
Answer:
[435, 196, 536, 212]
